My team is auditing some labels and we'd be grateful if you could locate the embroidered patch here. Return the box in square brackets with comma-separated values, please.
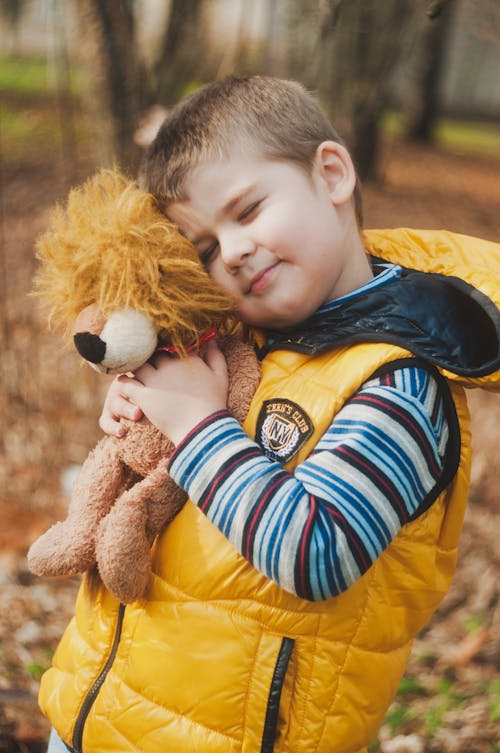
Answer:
[256, 399, 314, 463]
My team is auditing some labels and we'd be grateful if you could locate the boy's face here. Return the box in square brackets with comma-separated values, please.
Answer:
[167, 143, 369, 329]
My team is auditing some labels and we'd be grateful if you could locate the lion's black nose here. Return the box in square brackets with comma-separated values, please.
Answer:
[73, 332, 107, 364]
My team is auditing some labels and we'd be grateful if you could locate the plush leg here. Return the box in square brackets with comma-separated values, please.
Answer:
[95, 461, 187, 603]
[27, 439, 125, 577]
[219, 337, 261, 424]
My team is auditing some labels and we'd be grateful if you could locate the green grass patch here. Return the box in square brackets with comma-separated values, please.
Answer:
[385, 702, 413, 733]
[382, 110, 500, 160]
[465, 614, 487, 632]
[179, 80, 206, 99]
[0, 103, 87, 163]
[436, 676, 466, 705]
[397, 675, 427, 697]
[436, 119, 500, 159]
[0, 56, 90, 165]
[26, 660, 49, 681]
[25, 648, 54, 681]
[0, 56, 49, 93]
[0, 55, 83, 95]
[422, 676, 466, 735]
[1, 95, 91, 166]
[488, 680, 500, 723]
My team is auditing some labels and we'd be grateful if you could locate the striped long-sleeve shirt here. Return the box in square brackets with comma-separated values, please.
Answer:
[168, 265, 450, 601]
[168, 367, 449, 601]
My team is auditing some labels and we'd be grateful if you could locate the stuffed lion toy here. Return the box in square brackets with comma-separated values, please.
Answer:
[27, 169, 261, 603]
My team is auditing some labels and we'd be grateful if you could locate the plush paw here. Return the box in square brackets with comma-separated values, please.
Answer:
[95, 507, 151, 603]
[27, 522, 96, 577]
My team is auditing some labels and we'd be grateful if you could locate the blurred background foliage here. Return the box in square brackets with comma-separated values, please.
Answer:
[1, 0, 500, 177]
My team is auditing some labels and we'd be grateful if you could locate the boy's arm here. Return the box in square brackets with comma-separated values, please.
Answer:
[167, 365, 450, 601]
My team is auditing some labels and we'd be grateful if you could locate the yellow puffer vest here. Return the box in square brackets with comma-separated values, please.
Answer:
[40, 228, 499, 753]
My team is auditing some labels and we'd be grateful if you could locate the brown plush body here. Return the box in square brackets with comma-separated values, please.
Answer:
[27, 170, 260, 603]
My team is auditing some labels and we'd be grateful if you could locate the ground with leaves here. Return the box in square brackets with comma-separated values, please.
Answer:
[1, 121, 499, 752]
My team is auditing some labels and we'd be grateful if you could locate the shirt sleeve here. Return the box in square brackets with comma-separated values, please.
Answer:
[168, 366, 450, 601]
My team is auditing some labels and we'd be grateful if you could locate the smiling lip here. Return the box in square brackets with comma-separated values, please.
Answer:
[249, 262, 280, 294]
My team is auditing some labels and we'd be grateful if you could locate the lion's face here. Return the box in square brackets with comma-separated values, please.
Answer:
[35, 169, 237, 372]
[73, 304, 158, 374]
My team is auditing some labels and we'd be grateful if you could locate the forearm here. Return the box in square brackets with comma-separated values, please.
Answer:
[168, 410, 319, 596]
[168, 368, 449, 600]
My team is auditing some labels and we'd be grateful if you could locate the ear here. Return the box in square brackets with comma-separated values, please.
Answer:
[313, 141, 357, 206]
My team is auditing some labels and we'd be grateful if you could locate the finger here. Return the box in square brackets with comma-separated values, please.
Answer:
[204, 339, 228, 378]
[114, 396, 143, 421]
[110, 379, 144, 419]
[99, 412, 127, 438]
[99, 399, 142, 436]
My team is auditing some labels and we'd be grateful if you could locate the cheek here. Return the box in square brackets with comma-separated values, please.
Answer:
[257, 207, 308, 252]
[210, 263, 240, 299]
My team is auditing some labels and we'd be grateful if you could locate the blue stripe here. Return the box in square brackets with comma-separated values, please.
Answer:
[314, 263, 401, 316]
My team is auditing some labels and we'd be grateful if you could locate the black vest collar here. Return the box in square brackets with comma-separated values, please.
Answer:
[257, 258, 500, 378]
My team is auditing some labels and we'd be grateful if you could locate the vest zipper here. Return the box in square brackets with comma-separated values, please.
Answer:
[260, 637, 295, 753]
[71, 602, 126, 753]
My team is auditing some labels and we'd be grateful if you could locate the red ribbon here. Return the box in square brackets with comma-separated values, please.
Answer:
[155, 323, 218, 356]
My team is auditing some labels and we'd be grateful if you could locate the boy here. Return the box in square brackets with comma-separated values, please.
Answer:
[43, 76, 499, 753]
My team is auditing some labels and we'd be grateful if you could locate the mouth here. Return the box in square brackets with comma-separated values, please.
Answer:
[248, 262, 281, 294]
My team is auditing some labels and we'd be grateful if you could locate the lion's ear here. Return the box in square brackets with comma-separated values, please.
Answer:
[72, 304, 107, 337]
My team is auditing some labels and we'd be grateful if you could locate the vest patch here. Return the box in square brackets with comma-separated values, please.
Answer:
[256, 399, 314, 462]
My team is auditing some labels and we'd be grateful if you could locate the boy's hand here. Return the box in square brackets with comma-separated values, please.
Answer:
[115, 340, 229, 446]
[99, 376, 144, 437]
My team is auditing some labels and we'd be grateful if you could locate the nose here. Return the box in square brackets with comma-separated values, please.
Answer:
[220, 232, 255, 272]
[74, 332, 106, 364]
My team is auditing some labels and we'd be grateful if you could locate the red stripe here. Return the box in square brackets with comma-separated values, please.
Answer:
[298, 496, 317, 595]
[200, 447, 262, 512]
[168, 409, 230, 467]
[336, 445, 406, 517]
[353, 394, 440, 474]
[244, 475, 287, 559]
[325, 504, 371, 568]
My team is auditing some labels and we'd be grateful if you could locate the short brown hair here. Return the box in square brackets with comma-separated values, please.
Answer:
[140, 75, 363, 224]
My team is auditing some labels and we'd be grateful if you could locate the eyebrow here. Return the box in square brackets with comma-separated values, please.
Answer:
[181, 182, 259, 246]
[216, 183, 258, 223]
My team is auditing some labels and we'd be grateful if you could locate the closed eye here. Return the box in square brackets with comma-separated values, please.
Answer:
[238, 200, 261, 222]
[199, 241, 219, 267]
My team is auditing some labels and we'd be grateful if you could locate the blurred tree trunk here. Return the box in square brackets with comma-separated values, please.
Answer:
[215, 2, 254, 79]
[151, 0, 206, 104]
[263, 0, 280, 73]
[0, 0, 29, 53]
[74, 0, 210, 170]
[76, 0, 143, 171]
[406, 0, 456, 143]
[309, 0, 418, 181]
[0, 0, 27, 28]
[284, 0, 321, 80]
